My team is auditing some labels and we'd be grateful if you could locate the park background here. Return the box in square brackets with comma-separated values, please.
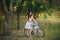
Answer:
[0, 0, 60, 40]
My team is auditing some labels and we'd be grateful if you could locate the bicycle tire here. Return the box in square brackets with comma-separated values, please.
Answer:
[37, 28, 45, 37]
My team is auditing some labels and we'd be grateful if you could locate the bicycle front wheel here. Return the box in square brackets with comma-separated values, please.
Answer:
[37, 28, 45, 37]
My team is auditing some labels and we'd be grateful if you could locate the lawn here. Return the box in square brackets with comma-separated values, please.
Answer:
[0, 16, 60, 40]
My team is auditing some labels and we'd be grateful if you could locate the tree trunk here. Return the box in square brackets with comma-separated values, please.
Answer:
[4, 14, 12, 35]
[16, 6, 22, 30]
[16, 0, 24, 29]
[17, 14, 21, 29]
[2, 0, 13, 36]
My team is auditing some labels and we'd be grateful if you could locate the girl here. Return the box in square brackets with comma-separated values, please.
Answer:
[24, 12, 33, 38]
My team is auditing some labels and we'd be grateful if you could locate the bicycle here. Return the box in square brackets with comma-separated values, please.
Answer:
[24, 23, 45, 38]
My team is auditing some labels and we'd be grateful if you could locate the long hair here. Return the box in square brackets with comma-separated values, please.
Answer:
[28, 12, 32, 20]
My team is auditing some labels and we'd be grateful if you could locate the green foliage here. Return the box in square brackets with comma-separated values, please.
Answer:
[6, 0, 10, 9]
[58, 6, 60, 11]
[13, 0, 24, 12]
[13, 0, 52, 16]
[22, 0, 44, 14]
[33, 0, 41, 13]
[25, 0, 33, 12]
[0, 16, 5, 29]
[45, 4, 52, 16]
[13, 0, 17, 6]
[5, 0, 60, 15]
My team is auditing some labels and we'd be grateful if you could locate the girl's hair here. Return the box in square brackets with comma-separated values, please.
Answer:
[28, 12, 33, 20]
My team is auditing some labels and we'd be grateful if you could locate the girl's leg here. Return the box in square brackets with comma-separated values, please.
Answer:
[26, 29, 30, 37]
[27, 29, 32, 38]
[30, 29, 32, 38]
[24, 29, 28, 36]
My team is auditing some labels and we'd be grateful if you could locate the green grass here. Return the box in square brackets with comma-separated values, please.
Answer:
[0, 16, 60, 40]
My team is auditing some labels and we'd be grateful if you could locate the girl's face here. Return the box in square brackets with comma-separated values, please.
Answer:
[30, 12, 32, 15]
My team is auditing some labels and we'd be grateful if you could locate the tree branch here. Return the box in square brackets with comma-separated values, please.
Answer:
[9, 0, 13, 14]
[2, 0, 9, 14]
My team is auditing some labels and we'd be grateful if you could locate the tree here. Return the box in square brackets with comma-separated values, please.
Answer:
[22, 0, 43, 19]
[13, 0, 24, 29]
[2, 0, 13, 35]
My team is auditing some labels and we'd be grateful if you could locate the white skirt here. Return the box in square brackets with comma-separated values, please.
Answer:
[25, 21, 32, 29]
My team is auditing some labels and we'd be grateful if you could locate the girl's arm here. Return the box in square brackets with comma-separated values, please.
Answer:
[31, 16, 37, 23]
[33, 18, 37, 23]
